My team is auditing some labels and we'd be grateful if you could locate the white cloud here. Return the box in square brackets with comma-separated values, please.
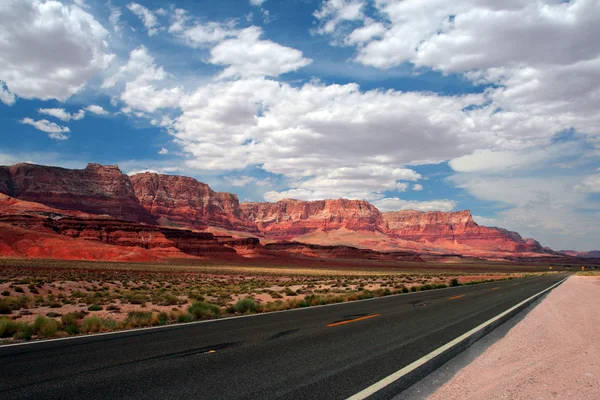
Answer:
[578, 173, 600, 193]
[168, 9, 238, 47]
[209, 26, 312, 79]
[20, 118, 70, 140]
[85, 105, 109, 115]
[373, 198, 457, 212]
[0, 82, 16, 105]
[0, 0, 114, 101]
[37, 108, 85, 122]
[127, 2, 159, 36]
[109, 5, 122, 33]
[158, 147, 169, 155]
[103, 46, 183, 113]
[412, 184, 423, 191]
[250, 0, 266, 6]
[449, 142, 581, 173]
[314, 0, 366, 35]
[226, 175, 256, 187]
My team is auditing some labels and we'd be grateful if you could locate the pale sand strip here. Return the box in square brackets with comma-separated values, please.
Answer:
[428, 276, 600, 400]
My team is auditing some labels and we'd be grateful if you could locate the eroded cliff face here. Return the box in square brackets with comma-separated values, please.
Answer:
[382, 210, 544, 253]
[130, 172, 256, 232]
[240, 198, 385, 239]
[0, 163, 155, 224]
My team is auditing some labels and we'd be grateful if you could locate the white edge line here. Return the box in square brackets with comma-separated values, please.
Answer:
[346, 275, 570, 400]
[0, 274, 550, 349]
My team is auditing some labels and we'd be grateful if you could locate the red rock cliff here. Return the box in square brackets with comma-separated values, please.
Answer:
[240, 198, 385, 239]
[383, 210, 543, 253]
[130, 172, 256, 232]
[0, 163, 155, 224]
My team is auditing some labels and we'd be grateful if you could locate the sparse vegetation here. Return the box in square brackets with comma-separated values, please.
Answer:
[0, 258, 542, 343]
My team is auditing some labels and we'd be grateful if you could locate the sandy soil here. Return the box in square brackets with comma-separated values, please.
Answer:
[428, 276, 600, 400]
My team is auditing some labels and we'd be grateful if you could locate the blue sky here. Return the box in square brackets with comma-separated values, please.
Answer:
[1, 0, 599, 251]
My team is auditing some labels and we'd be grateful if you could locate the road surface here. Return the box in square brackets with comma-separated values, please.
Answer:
[0, 273, 566, 400]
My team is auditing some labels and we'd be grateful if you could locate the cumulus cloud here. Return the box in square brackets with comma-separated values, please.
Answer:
[158, 147, 169, 155]
[168, 9, 238, 47]
[85, 105, 109, 115]
[226, 175, 257, 187]
[313, 0, 366, 35]
[412, 184, 423, 191]
[0, 0, 114, 102]
[20, 118, 70, 140]
[103, 46, 183, 113]
[38, 108, 85, 122]
[127, 2, 160, 36]
[372, 198, 457, 212]
[250, 0, 266, 6]
[577, 173, 600, 193]
[209, 26, 312, 79]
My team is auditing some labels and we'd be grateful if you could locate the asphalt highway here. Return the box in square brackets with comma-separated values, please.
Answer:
[0, 273, 567, 400]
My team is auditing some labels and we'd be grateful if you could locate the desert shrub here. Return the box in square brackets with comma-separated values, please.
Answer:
[87, 304, 103, 311]
[157, 312, 169, 325]
[402, 287, 409, 293]
[0, 317, 18, 338]
[177, 313, 193, 323]
[284, 287, 296, 296]
[14, 287, 24, 293]
[33, 316, 58, 338]
[14, 322, 34, 340]
[1, 290, 9, 296]
[124, 311, 153, 328]
[230, 298, 261, 314]
[0, 300, 12, 314]
[419, 284, 433, 291]
[410, 286, 418, 292]
[436, 283, 448, 289]
[46, 312, 61, 318]
[80, 316, 116, 333]
[188, 301, 220, 319]
[450, 278, 460, 287]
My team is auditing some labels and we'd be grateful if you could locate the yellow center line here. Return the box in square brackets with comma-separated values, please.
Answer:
[327, 314, 381, 327]
[449, 295, 465, 300]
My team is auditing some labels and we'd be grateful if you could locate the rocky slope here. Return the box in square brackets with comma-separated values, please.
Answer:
[240, 198, 385, 239]
[0, 163, 155, 224]
[130, 172, 256, 232]
[382, 210, 545, 253]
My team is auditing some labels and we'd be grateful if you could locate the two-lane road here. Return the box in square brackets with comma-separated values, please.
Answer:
[0, 273, 567, 399]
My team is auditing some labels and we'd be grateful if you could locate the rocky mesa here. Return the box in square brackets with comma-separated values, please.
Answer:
[130, 172, 256, 232]
[0, 163, 155, 224]
[240, 198, 385, 239]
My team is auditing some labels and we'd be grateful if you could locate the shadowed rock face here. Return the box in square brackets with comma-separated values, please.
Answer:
[240, 198, 385, 239]
[130, 172, 257, 232]
[0, 163, 155, 224]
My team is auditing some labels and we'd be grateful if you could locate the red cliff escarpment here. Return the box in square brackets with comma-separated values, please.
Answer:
[130, 172, 257, 232]
[240, 198, 385, 239]
[382, 210, 544, 253]
[0, 163, 155, 224]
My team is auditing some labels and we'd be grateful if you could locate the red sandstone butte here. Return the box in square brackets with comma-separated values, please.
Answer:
[0, 163, 155, 224]
[130, 172, 257, 232]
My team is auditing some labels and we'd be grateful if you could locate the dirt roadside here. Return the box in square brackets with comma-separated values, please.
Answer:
[426, 275, 600, 399]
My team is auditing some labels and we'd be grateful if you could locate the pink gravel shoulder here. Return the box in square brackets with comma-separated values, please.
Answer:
[428, 276, 600, 400]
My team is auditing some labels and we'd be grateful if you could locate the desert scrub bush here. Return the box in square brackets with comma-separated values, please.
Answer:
[87, 304, 103, 311]
[124, 311, 154, 328]
[1, 290, 10, 296]
[157, 312, 169, 325]
[450, 278, 460, 287]
[81, 316, 117, 333]
[14, 322, 34, 340]
[188, 301, 220, 319]
[228, 298, 262, 314]
[177, 312, 193, 323]
[284, 287, 296, 296]
[33, 316, 58, 338]
[0, 300, 12, 314]
[0, 317, 17, 338]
